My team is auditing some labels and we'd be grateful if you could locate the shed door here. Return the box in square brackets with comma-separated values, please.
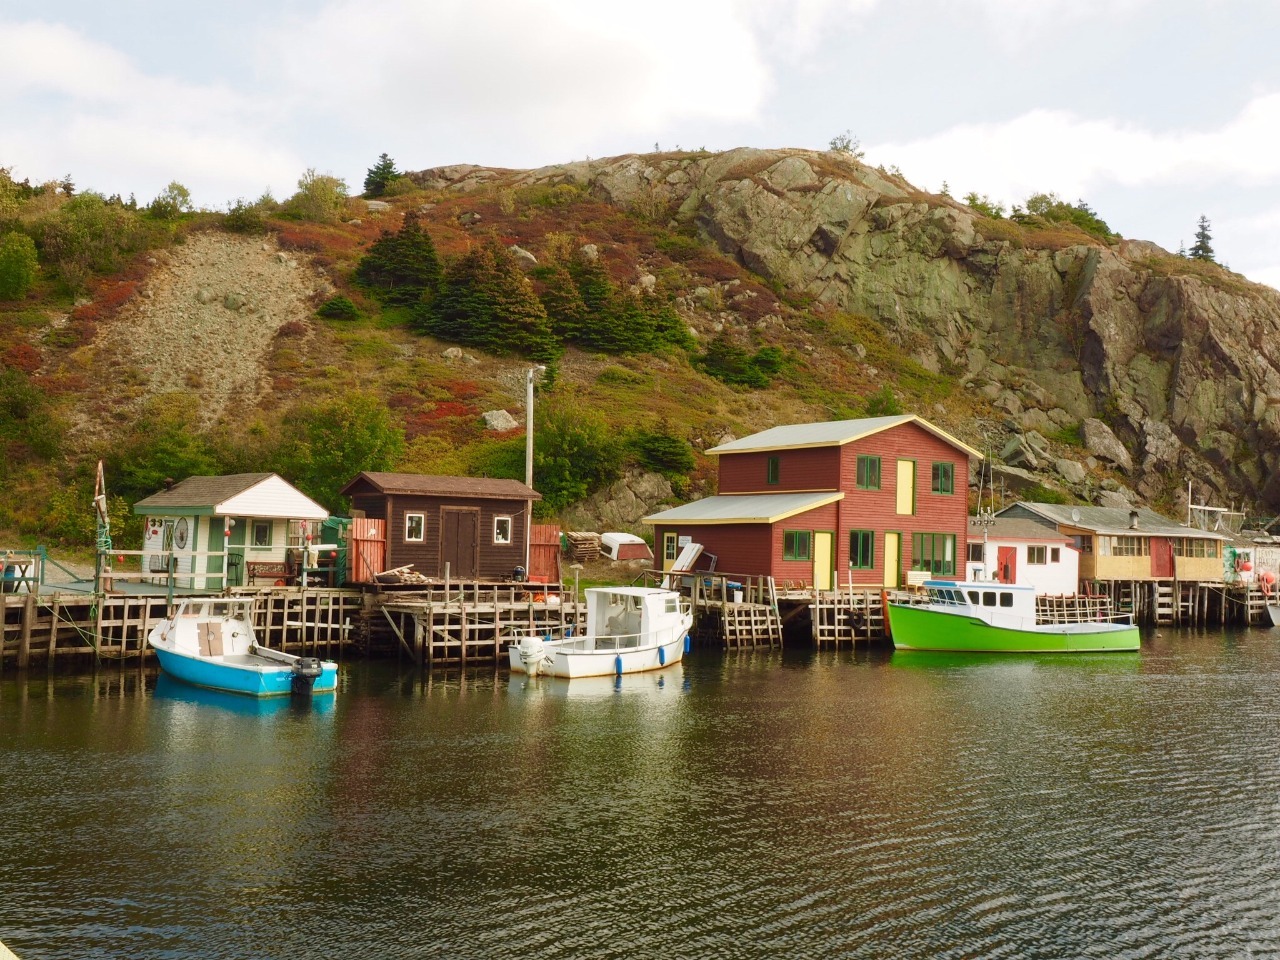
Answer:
[883, 533, 901, 588]
[997, 546, 1017, 584]
[813, 531, 834, 591]
[1150, 537, 1173, 578]
[441, 507, 480, 579]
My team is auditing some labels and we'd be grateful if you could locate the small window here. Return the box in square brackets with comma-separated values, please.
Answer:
[967, 590, 979, 604]
[665, 597, 678, 614]
[766, 456, 780, 485]
[493, 516, 512, 545]
[967, 542, 984, 563]
[931, 462, 954, 495]
[663, 534, 679, 562]
[251, 520, 272, 548]
[999, 592, 1014, 607]
[982, 592, 996, 606]
[856, 455, 881, 490]
[1050, 547, 1060, 563]
[1028, 545, 1047, 565]
[850, 530, 875, 569]
[405, 513, 425, 542]
[783, 530, 812, 561]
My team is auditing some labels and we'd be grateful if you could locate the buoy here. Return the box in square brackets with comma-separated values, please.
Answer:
[658, 646, 666, 666]
[684, 634, 691, 654]
[1241, 560, 1253, 573]
[614, 655, 623, 676]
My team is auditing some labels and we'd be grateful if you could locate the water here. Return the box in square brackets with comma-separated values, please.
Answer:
[4, 629, 1280, 958]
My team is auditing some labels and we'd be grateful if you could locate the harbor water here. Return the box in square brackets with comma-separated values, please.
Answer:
[4, 628, 1280, 958]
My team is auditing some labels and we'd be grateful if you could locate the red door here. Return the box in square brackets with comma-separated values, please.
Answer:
[1150, 537, 1174, 578]
[997, 546, 1017, 584]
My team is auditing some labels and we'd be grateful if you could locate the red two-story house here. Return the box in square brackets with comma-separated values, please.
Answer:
[643, 415, 981, 589]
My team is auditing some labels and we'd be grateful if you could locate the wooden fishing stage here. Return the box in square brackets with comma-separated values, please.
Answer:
[1, 572, 1272, 671]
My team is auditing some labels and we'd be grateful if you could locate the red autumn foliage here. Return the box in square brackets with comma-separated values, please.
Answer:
[2, 343, 41, 373]
[275, 320, 308, 338]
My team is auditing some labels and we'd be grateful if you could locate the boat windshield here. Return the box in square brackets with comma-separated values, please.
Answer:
[179, 599, 253, 620]
[928, 587, 968, 607]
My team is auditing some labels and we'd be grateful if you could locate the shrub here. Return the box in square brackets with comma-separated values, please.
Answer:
[864, 383, 903, 416]
[222, 198, 268, 234]
[283, 168, 349, 224]
[628, 428, 695, 477]
[316, 295, 361, 320]
[147, 181, 193, 220]
[2, 342, 41, 373]
[354, 210, 441, 307]
[532, 396, 623, 513]
[695, 333, 785, 388]
[0, 231, 38, 299]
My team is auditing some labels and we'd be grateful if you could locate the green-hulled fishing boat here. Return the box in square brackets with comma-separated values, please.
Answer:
[887, 580, 1140, 653]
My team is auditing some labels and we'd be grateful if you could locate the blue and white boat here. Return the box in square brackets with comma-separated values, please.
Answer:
[148, 598, 337, 697]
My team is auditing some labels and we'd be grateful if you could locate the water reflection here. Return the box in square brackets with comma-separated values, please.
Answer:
[152, 673, 336, 716]
[6, 634, 1280, 958]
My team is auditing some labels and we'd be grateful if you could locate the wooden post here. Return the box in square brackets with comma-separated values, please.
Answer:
[18, 592, 34, 669]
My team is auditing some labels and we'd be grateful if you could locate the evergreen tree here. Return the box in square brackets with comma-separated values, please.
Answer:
[425, 240, 559, 361]
[354, 210, 442, 307]
[532, 263, 588, 341]
[364, 153, 400, 197]
[566, 252, 614, 314]
[1189, 215, 1215, 262]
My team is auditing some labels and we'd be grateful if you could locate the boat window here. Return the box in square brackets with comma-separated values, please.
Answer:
[664, 596, 678, 614]
[967, 590, 979, 604]
[982, 592, 996, 606]
[999, 592, 1013, 607]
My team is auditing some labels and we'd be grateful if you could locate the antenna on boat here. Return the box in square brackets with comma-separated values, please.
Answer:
[93, 459, 113, 599]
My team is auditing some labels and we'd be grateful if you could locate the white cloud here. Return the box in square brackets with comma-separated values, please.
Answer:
[867, 94, 1280, 205]
[264, 0, 770, 159]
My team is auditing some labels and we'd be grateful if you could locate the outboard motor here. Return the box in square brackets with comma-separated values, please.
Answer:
[517, 636, 549, 676]
[291, 657, 323, 695]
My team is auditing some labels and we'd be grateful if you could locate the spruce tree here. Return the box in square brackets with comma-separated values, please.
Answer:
[363, 153, 400, 197]
[533, 263, 588, 341]
[354, 210, 441, 307]
[1189, 215, 1215, 262]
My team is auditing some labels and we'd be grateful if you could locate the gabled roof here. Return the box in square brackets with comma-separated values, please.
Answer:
[706, 414, 983, 458]
[643, 491, 844, 525]
[1002, 502, 1230, 540]
[968, 517, 1071, 543]
[341, 472, 541, 501]
[133, 473, 328, 520]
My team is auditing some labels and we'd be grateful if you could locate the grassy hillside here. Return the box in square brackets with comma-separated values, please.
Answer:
[0, 162, 1014, 549]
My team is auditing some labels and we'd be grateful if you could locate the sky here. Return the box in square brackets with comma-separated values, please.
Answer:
[4, 0, 1280, 286]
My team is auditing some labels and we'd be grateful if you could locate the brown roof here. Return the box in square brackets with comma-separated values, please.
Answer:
[135, 473, 275, 509]
[969, 516, 1071, 543]
[340, 472, 541, 501]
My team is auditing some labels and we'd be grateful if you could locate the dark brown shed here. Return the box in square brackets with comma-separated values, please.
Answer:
[340, 472, 542, 580]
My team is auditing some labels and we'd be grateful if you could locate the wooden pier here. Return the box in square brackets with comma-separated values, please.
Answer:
[0, 588, 363, 669]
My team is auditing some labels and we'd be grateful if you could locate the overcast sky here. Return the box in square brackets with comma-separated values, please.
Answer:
[4, 0, 1280, 286]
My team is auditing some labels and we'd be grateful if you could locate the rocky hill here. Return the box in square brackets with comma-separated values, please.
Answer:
[4, 146, 1278, 545]
[413, 148, 1279, 515]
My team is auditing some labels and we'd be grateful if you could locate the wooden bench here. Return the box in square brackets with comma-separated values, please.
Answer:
[246, 560, 292, 585]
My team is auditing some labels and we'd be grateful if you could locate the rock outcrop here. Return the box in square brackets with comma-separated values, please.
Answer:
[417, 148, 1280, 511]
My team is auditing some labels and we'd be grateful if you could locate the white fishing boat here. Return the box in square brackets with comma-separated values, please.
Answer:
[148, 598, 338, 697]
[508, 586, 692, 678]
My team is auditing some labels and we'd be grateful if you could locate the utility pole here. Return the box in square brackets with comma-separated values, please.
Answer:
[524, 365, 546, 578]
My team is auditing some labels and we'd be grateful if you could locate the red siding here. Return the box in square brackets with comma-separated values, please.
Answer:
[717, 448, 840, 493]
[380, 494, 530, 579]
[836, 422, 970, 585]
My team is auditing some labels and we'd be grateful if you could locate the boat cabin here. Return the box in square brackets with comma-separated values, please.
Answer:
[924, 579, 1037, 620]
[588, 587, 687, 645]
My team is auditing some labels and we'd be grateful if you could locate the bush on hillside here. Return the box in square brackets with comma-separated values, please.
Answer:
[147, 181, 193, 220]
[695, 334, 786, 388]
[363, 153, 400, 198]
[31, 193, 153, 292]
[316, 295, 361, 320]
[628, 427, 695, 477]
[1012, 193, 1117, 241]
[0, 231, 38, 299]
[222, 197, 270, 234]
[282, 168, 348, 224]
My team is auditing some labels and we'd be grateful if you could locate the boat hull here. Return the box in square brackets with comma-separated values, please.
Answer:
[887, 602, 1140, 653]
[508, 633, 687, 678]
[1268, 603, 1280, 627]
[153, 646, 338, 697]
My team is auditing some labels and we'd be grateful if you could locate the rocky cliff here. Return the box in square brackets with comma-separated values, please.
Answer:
[417, 149, 1280, 514]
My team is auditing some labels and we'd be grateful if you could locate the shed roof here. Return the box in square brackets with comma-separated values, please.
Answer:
[968, 517, 1071, 543]
[706, 414, 983, 459]
[1003, 502, 1230, 540]
[341, 471, 541, 501]
[643, 491, 844, 525]
[133, 473, 328, 520]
